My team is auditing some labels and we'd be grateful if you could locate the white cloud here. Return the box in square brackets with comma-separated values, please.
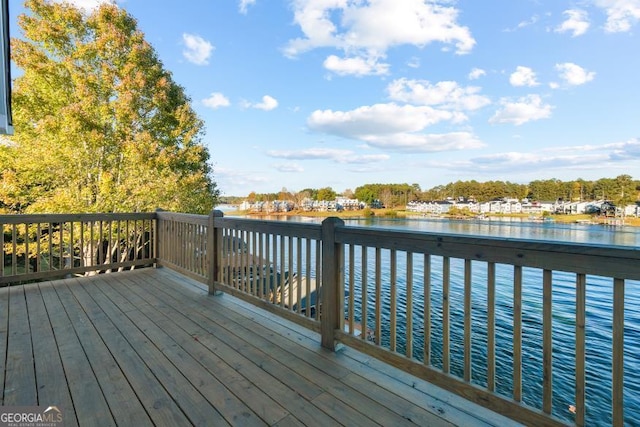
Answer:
[362, 132, 485, 152]
[306, 103, 483, 153]
[202, 93, 230, 109]
[451, 138, 640, 173]
[555, 62, 596, 86]
[504, 15, 539, 32]
[387, 78, 491, 111]
[274, 163, 304, 173]
[267, 148, 390, 164]
[182, 34, 214, 66]
[594, 0, 640, 32]
[308, 103, 465, 138]
[242, 95, 279, 111]
[254, 95, 279, 111]
[606, 138, 640, 160]
[284, 0, 475, 76]
[555, 9, 590, 37]
[239, 0, 256, 14]
[323, 55, 389, 76]
[490, 94, 553, 126]
[509, 66, 539, 87]
[468, 68, 486, 80]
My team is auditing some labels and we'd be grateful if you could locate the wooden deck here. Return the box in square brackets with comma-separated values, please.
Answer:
[0, 267, 523, 427]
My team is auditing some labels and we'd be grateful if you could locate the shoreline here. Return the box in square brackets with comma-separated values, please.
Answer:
[225, 208, 640, 227]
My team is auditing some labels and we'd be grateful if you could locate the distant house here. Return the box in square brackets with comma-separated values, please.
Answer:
[624, 203, 640, 217]
[369, 199, 384, 209]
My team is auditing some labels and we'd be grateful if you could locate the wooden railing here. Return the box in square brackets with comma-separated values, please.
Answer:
[1, 213, 156, 285]
[3, 210, 639, 426]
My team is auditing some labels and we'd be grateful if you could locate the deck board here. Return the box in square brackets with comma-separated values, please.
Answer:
[116, 273, 340, 427]
[1, 268, 524, 427]
[66, 275, 193, 426]
[74, 275, 231, 427]
[54, 279, 153, 427]
[25, 283, 78, 427]
[4, 285, 37, 406]
[38, 280, 114, 426]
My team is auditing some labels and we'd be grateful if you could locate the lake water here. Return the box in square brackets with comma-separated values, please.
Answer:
[257, 215, 640, 426]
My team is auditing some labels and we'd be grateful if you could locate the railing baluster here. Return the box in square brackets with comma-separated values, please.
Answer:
[291, 237, 300, 314]
[115, 220, 120, 267]
[288, 235, 294, 308]
[424, 254, 431, 366]
[390, 249, 397, 352]
[272, 233, 278, 305]
[243, 230, 249, 292]
[575, 273, 586, 426]
[12, 224, 19, 275]
[361, 246, 368, 340]
[305, 238, 311, 316]
[36, 223, 42, 273]
[57, 222, 62, 270]
[375, 247, 382, 346]
[89, 220, 94, 270]
[487, 262, 496, 392]
[443, 256, 450, 374]
[464, 258, 472, 382]
[314, 239, 320, 321]
[406, 252, 413, 358]
[24, 223, 29, 274]
[348, 244, 355, 335]
[613, 277, 624, 427]
[222, 228, 229, 285]
[235, 229, 241, 289]
[543, 269, 553, 414]
[514, 265, 523, 402]
[264, 233, 271, 302]
[251, 231, 257, 296]
[280, 235, 285, 308]
[257, 232, 263, 299]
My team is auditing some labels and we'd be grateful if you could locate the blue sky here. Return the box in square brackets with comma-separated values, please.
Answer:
[10, 0, 640, 197]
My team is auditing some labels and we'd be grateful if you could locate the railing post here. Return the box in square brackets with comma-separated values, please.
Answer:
[153, 208, 163, 267]
[208, 209, 224, 295]
[321, 216, 344, 350]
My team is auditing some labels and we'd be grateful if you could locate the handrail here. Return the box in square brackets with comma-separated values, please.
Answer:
[3, 209, 638, 426]
[1, 212, 156, 285]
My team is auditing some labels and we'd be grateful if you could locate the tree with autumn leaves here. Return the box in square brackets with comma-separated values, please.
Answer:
[1, 0, 219, 214]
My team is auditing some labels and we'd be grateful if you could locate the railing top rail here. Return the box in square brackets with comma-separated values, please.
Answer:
[214, 216, 322, 240]
[336, 224, 640, 280]
[155, 211, 208, 226]
[0, 212, 156, 224]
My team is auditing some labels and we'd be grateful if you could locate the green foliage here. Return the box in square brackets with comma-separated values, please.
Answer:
[420, 177, 639, 204]
[361, 207, 374, 217]
[2, 0, 219, 214]
[354, 183, 417, 207]
[447, 206, 474, 217]
[316, 187, 337, 201]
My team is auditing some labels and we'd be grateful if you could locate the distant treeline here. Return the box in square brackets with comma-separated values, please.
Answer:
[235, 175, 639, 209]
